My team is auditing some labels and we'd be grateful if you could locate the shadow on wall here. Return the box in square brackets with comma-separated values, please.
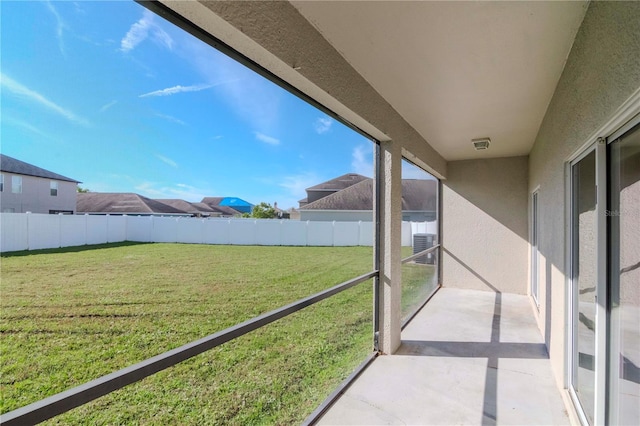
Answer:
[444, 157, 529, 241]
[442, 156, 530, 295]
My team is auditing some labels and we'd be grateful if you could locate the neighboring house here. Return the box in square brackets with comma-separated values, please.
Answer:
[153, 199, 222, 217]
[273, 202, 290, 219]
[0, 154, 80, 214]
[77, 193, 190, 216]
[299, 177, 437, 222]
[298, 173, 368, 208]
[201, 197, 253, 215]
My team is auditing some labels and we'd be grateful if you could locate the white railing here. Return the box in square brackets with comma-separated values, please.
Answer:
[0, 213, 436, 253]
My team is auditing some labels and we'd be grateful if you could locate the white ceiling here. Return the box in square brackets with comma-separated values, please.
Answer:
[291, 1, 588, 161]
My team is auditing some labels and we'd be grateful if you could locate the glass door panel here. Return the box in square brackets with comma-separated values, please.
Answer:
[531, 191, 539, 304]
[571, 149, 597, 425]
[608, 123, 640, 425]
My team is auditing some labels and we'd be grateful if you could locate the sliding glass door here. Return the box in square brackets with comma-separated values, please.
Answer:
[531, 190, 540, 305]
[570, 117, 640, 425]
[570, 149, 598, 425]
[608, 122, 640, 425]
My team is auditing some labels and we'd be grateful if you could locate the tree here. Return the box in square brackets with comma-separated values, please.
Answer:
[77, 186, 90, 193]
[250, 202, 277, 219]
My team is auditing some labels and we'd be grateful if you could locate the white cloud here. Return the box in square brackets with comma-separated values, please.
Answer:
[314, 117, 333, 134]
[134, 182, 213, 202]
[139, 83, 215, 98]
[99, 100, 117, 112]
[351, 144, 373, 177]
[178, 36, 282, 133]
[279, 172, 320, 200]
[155, 154, 178, 168]
[255, 132, 280, 146]
[3, 116, 52, 140]
[120, 9, 173, 53]
[0, 73, 89, 126]
[45, 0, 66, 55]
[155, 113, 185, 125]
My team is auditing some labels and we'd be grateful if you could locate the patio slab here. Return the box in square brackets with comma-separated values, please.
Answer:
[317, 287, 570, 425]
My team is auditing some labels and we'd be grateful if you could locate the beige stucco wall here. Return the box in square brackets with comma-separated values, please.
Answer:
[442, 156, 529, 295]
[528, 0, 640, 390]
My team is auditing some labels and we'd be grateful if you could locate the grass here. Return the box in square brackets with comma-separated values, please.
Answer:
[400, 247, 438, 321]
[1, 243, 374, 424]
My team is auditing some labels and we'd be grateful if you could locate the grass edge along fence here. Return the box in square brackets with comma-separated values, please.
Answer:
[0, 213, 436, 253]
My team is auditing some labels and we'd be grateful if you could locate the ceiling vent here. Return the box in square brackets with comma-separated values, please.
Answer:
[472, 138, 491, 151]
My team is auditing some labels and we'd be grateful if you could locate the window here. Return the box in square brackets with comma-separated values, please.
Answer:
[50, 181, 58, 196]
[11, 176, 22, 194]
[0, 174, 3, 192]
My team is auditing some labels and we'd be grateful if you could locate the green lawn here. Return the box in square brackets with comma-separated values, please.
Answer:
[1, 243, 374, 424]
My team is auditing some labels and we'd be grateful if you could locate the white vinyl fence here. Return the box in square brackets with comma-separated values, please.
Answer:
[0, 213, 436, 253]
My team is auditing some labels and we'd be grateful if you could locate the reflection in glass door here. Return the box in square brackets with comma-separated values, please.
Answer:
[571, 149, 597, 425]
[531, 191, 539, 305]
[608, 123, 640, 425]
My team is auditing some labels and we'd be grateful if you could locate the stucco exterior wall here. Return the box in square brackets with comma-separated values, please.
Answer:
[442, 156, 529, 295]
[0, 174, 77, 214]
[528, 1, 640, 390]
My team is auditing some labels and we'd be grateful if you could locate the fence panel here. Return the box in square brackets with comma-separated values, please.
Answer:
[256, 220, 282, 246]
[401, 221, 412, 246]
[107, 215, 127, 243]
[358, 221, 373, 246]
[280, 220, 307, 246]
[86, 215, 108, 245]
[203, 219, 230, 245]
[176, 218, 204, 244]
[126, 216, 153, 242]
[151, 217, 178, 243]
[307, 221, 334, 246]
[0, 213, 28, 252]
[28, 214, 61, 250]
[229, 219, 256, 245]
[333, 221, 359, 246]
[1, 213, 437, 253]
[60, 215, 87, 248]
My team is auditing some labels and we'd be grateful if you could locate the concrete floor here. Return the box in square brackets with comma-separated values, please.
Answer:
[318, 288, 571, 425]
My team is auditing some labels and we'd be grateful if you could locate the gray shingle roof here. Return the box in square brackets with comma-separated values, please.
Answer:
[154, 199, 218, 214]
[300, 179, 437, 211]
[77, 193, 187, 214]
[0, 154, 80, 183]
[306, 173, 369, 192]
[200, 197, 242, 215]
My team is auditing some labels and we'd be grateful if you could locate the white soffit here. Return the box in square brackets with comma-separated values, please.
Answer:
[292, 1, 588, 161]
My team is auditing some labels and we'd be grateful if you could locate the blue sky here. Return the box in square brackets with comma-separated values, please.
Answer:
[1, 1, 428, 209]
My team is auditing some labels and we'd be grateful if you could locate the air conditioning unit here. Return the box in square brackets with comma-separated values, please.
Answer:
[413, 233, 436, 264]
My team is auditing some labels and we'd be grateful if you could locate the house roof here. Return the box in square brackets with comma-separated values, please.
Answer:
[77, 193, 188, 214]
[202, 197, 225, 205]
[0, 154, 80, 183]
[306, 173, 369, 192]
[300, 179, 437, 211]
[200, 197, 243, 215]
[201, 197, 254, 214]
[153, 199, 219, 215]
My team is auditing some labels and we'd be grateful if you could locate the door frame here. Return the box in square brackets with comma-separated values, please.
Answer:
[565, 91, 640, 424]
[530, 187, 540, 307]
